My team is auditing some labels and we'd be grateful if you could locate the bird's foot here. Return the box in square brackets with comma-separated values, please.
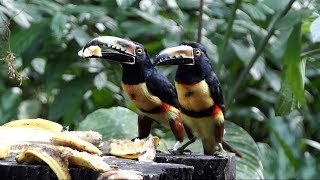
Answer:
[168, 148, 192, 155]
[213, 144, 227, 157]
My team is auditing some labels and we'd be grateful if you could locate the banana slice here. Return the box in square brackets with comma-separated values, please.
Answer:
[2, 119, 63, 133]
[78, 45, 102, 58]
[51, 133, 102, 155]
[15, 146, 71, 180]
[0, 144, 11, 159]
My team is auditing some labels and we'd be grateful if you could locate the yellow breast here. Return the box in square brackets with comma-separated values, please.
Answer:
[122, 83, 162, 111]
[175, 80, 214, 112]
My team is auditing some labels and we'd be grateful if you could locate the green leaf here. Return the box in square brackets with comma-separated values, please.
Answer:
[263, 0, 289, 11]
[276, 9, 313, 30]
[116, 0, 136, 9]
[17, 99, 41, 119]
[275, 79, 297, 116]
[242, 3, 266, 21]
[63, 5, 106, 14]
[51, 11, 67, 41]
[224, 121, 264, 179]
[277, 24, 307, 114]
[77, 107, 138, 140]
[0, 88, 22, 124]
[71, 24, 91, 46]
[257, 143, 277, 179]
[48, 74, 94, 124]
[10, 20, 50, 55]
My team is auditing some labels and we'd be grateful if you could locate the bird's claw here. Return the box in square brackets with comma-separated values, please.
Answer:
[168, 148, 192, 155]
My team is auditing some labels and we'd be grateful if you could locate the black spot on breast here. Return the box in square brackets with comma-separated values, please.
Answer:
[184, 91, 194, 97]
[130, 93, 136, 100]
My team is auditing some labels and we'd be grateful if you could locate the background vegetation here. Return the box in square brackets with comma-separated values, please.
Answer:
[1, 0, 319, 179]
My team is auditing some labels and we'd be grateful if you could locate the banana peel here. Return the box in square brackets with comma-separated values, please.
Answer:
[16, 146, 71, 180]
[104, 135, 160, 162]
[15, 144, 113, 179]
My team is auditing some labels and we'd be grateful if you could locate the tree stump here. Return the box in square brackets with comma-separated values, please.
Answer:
[0, 155, 194, 180]
[155, 153, 236, 180]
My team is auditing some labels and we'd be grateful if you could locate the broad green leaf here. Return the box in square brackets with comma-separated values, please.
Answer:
[70, 24, 91, 46]
[116, 0, 136, 9]
[231, 41, 254, 65]
[48, 74, 94, 124]
[77, 107, 138, 140]
[10, 20, 49, 55]
[92, 88, 116, 108]
[276, 9, 313, 30]
[269, 116, 299, 170]
[282, 24, 307, 110]
[257, 143, 277, 179]
[275, 79, 297, 116]
[310, 16, 320, 43]
[263, 0, 289, 11]
[0, 88, 22, 124]
[63, 5, 106, 14]
[224, 121, 264, 179]
[51, 11, 67, 41]
[242, 3, 266, 21]
[18, 99, 41, 119]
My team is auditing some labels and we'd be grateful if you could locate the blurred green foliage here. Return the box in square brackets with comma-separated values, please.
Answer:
[1, 0, 320, 179]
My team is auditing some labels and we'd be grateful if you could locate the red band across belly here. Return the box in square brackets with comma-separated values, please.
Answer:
[180, 105, 222, 118]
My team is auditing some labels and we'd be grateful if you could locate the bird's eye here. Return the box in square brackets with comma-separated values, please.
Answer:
[195, 50, 201, 57]
[137, 48, 143, 55]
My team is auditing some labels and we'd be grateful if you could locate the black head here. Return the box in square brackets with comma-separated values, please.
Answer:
[78, 36, 150, 65]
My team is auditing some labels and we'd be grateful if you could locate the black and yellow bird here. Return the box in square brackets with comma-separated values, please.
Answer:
[79, 36, 194, 150]
[153, 42, 230, 155]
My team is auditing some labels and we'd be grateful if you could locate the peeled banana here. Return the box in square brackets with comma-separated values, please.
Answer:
[3, 119, 63, 133]
[51, 132, 102, 155]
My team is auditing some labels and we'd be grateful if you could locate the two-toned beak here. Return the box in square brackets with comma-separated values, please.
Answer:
[78, 36, 137, 64]
[153, 45, 195, 66]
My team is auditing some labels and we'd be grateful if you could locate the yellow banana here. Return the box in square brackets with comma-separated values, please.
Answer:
[51, 132, 102, 155]
[68, 151, 112, 172]
[0, 143, 11, 159]
[58, 131, 102, 147]
[15, 146, 71, 180]
[2, 119, 63, 133]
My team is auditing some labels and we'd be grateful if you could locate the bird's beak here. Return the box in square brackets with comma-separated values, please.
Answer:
[153, 45, 195, 66]
[78, 36, 136, 64]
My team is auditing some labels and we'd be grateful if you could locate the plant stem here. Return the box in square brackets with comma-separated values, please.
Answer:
[216, 0, 241, 75]
[197, 0, 204, 43]
[226, 0, 296, 108]
[301, 49, 320, 58]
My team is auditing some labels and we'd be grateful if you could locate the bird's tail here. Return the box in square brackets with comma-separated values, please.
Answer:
[222, 141, 243, 158]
